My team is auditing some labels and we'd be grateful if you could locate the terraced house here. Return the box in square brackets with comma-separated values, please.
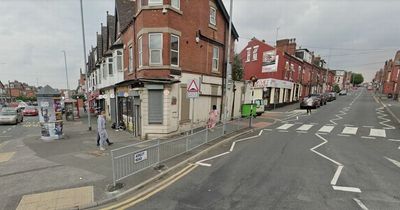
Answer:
[87, 0, 243, 139]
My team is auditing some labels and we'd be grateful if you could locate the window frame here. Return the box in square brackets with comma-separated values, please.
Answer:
[116, 50, 123, 72]
[252, 45, 259, 61]
[212, 46, 219, 72]
[170, 34, 179, 67]
[128, 46, 134, 72]
[246, 48, 251, 62]
[148, 0, 162, 6]
[149, 33, 163, 66]
[138, 36, 143, 67]
[210, 7, 217, 26]
[108, 57, 114, 76]
[171, 0, 180, 10]
[102, 63, 107, 79]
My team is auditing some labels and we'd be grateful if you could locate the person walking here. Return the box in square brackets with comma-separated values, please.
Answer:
[207, 105, 219, 130]
[97, 111, 112, 150]
[306, 106, 312, 115]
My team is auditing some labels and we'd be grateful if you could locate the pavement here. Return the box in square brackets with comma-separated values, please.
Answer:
[101, 88, 400, 210]
[0, 104, 300, 210]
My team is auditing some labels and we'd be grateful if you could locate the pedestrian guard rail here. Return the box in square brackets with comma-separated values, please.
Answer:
[111, 118, 249, 186]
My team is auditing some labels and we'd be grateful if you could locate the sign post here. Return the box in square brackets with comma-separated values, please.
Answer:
[187, 79, 200, 134]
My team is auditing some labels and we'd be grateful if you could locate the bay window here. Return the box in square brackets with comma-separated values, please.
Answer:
[170, 34, 179, 66]
[149, 33, 163, 65]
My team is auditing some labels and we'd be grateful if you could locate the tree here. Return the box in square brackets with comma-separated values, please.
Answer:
[351, 73, 364, 85]
[333, 84, 341, 93]
[232, 54, 243, 81]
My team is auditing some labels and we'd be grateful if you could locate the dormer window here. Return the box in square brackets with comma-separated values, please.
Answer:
[210, 7, 216, 26]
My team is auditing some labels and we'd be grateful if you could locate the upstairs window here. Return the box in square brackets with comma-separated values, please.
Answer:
[210, 7, 216, 26]
[171, 0, 180, 9]
[252, 46, 259, 61]
[102, 63, 107, 79]
[170, 34, 179, 66]
[116, 51, 123, 72]
[138, 36, 143, 67]
[246, 48, 251, 62]
[129, 46, 134, 72]
[148, 0, 162, 6]
[212, 46, 219, 72]
[108, 58, 113, 75]
[149, 33, 163, 65]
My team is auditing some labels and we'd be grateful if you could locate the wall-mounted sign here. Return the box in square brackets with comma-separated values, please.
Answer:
[262, 50, 279, 73]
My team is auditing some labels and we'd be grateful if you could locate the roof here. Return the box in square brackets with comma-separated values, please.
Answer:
[97, 33, 103, 60]
[115, 0, 135, 33]
[37, 85, 60, 97]
[216, 0, 239, 39]
[101, 26, 107, 54]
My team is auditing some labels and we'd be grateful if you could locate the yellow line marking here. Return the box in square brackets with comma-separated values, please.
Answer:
[0, 152, 15, 163]
[102, 164, 198, 210]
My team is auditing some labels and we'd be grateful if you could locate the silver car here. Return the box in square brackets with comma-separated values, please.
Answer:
[0, 107, 24, 125]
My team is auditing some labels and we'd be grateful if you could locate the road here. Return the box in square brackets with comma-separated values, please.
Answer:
[120, 88, 400, 210]
[0, 115, 40, 144]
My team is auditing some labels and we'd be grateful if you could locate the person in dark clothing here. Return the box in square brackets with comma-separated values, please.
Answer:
[306, 107, 312, 115]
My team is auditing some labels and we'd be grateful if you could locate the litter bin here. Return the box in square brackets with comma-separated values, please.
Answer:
[241, 103, 257, 117]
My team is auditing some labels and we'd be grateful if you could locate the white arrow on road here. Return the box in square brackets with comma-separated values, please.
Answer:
[384, 156, 400, 168]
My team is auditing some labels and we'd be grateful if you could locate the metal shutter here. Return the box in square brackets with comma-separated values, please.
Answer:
[148, 90, 163, 124]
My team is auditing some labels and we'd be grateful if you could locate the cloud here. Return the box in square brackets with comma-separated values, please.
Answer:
[0, 0, 398, 87]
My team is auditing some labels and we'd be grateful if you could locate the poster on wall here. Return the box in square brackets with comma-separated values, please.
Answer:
[39, 98, 56, 123]
[262, 50, 279, 73]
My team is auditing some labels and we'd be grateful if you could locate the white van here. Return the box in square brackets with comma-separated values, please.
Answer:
[254, 99, 265, 116]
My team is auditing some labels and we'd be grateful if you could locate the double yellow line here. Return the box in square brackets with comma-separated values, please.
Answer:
[102, 164, 198, 210]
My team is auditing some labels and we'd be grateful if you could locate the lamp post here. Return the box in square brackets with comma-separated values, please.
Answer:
[61, 50, 70, 96]
[80, 0, 91, 131]
[249, 76, 258, 128]
[223, 0, 233, 134]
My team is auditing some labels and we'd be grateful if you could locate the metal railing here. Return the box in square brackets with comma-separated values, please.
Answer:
[110, 117, 249, 186]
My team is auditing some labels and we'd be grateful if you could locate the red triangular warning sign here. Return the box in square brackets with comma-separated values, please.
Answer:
[187, 80, 199, 92]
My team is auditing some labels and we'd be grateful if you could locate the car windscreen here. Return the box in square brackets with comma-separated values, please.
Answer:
[0, 109, 16, 115]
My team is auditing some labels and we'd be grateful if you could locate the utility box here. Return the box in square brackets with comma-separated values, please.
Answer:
[241, 104, 257, 117]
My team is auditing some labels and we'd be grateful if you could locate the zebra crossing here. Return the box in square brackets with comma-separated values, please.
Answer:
[270, 123, 393, 138]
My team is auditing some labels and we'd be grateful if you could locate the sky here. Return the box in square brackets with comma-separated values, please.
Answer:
[0, 0, 399, 89]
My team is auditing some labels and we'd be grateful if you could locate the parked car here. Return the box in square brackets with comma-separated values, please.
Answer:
[329, 92, 336, 100]
[309, 94, 326, 106]
[339, 90, 347, 95]
[300, 95, 320, 109]
[0, 107, 24, 125]
[23, 106, 39, 116]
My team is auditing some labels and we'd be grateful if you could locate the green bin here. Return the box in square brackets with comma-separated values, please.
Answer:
[241, 103, 257, 117]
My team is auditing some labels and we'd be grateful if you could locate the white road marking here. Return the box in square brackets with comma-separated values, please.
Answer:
[2, 131, 6, 134]
[296, 131, 308, 134]
[344, 124, 354, 127]
[296, 124, 313, 131]
[353, 198, 369, 210]
[362, 126, 375, 128]
[263, 129, 273, 131]
[337, 134, 350, 137]
[388, 139, 400, 142]
[318, 126, 334, 133]
[196, 162, 211, 167]
[342, 127, 358, 135]
[330, 165, 343, 185]
[277, 124, 294, 130]
[369, 129, 386, 138]
[278, 130, 289, 133]
[316, 133, 328, 135]
[361, 136, 376, 139]
[384, 156, 400, 168]
[195, 152, 230, 166]
[332, 186, 361, 193]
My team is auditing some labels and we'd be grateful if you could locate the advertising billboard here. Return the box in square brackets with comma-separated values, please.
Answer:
[262, 50, 279, 73]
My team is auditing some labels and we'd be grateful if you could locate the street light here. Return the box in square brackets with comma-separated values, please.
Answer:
[80, 0, 91, 131]
[223, 0, 233, 134]
[249, 75, 258, 128]
[61, 50, 70, 94]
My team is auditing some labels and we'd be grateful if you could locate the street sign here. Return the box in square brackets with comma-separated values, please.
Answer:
[134, 150, 148, 163]
[187, 78, 200, 98]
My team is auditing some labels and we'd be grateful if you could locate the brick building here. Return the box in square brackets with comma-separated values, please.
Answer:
[86, 0, 242, 139]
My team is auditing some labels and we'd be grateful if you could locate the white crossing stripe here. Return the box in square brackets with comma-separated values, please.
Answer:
[277, 124, 294, 130]
[342, 127, 358, 135]
[318, 126, 334, 133]
[296, 124, 314, 131]
[369, 129, 386, 137]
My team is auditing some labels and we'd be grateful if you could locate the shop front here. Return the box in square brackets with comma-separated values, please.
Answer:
[254, 78, 294, 109]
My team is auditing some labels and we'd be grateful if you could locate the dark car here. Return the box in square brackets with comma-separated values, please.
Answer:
[300, 95, 320, 109]
[329, 92, 336, 100]
[309, 94, 326, 106]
